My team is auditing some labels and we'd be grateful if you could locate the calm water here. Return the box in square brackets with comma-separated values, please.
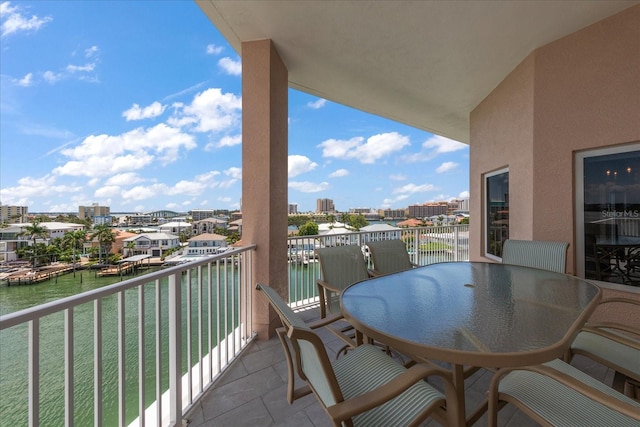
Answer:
[0, 266, 235, 426]
[0, 262, 315, 426]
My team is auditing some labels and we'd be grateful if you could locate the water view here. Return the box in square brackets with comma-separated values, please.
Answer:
[0, 264, 231, 426]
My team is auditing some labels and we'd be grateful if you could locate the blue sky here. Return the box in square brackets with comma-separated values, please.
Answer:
[0, 1, 469, 214]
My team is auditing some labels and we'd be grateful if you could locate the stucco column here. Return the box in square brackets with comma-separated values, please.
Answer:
[242, 40, 288, 339]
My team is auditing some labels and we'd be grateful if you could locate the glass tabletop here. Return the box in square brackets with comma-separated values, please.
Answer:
[340, 262, 602, 367]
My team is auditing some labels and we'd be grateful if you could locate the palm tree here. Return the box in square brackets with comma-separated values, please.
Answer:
[124, 241, 136, 257]
[20, 219, 49, 269]
[20, 220, 48, 269]
[90, 224, 115, 265]
[63, 229, 87, 272]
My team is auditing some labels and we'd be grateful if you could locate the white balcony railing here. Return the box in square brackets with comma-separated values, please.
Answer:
[0, 225, 469, 426]
[287, 225, 470, 309]
[0, 245, 256, 427]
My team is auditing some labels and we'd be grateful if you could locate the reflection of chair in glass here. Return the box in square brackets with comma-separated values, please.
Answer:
[257, 283, 459, 426]
[566, 297, 640, 396]
[488, 358, 640, 426]
[585, 222, 619, 280]
[366, 239, 417, 277]
[501, 239, 569, 273]
[316, 245, 371, 319]
[256, 284, 356, 404]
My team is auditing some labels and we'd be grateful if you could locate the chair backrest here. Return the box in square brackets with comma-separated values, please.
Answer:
[367, 239, 414, 275]
[256, 284, 344, 407]
[316, 245, 370, 289]
[256, 283, 308, 329]
[501, 239, 569, 273]
[315, 245, 371, 315]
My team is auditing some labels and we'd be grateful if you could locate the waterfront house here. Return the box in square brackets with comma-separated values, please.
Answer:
[122, 232, 180, 258]
[184, 233, 228, 256]
[158, 221, 192, 236]
[191, 217, 228, 235]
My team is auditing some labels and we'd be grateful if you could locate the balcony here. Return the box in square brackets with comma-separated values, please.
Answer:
[0, 225, 625, 426]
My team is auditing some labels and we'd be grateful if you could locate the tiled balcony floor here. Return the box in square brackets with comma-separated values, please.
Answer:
[184, 306, 617, 427]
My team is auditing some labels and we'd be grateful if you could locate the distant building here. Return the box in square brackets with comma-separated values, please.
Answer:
[190, 209, 217, 221]
[0, 205, 28, 223]
[316, 198, 335, 213]
[408, 202, 448, 219]
[79, 203, 110, 221]
[158, 221, 192, 235]
[122, 233, 180, 257]
[288, 204, 298, 214]
[192, 218, 228, 235]
[184, 233, 228, 256]
[383, 209, 407, 220]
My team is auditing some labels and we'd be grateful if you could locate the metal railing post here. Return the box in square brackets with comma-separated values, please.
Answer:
[168, 272, 182, 426]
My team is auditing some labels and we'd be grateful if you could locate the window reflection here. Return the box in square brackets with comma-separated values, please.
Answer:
[583, 150, 640, 285]
[486, 170, 509, 258]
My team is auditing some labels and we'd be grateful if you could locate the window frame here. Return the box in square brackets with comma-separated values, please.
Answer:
[484, 167, 509, 261]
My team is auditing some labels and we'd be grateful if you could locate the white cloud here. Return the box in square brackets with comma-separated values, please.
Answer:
[85, 45, 99, 58]
[1, 2, 52, 37]
[104, 172, 143, 186]
[318, 132, 410, 164]
[206, 43, 223, 55]
[328, 168, 348, 178]
[43, 70, 62, 84]
[288, 155, 317, 178]
[122, 101, 167, 121]
[224, 167, 242, 179]
[392, 183, 437, 194]
[53, 123, 196, 177]
[169, 88, 241, 134]
[94, 185, 121, 198]
[122, 183, 168, 201]
[66, 63, 95, 73]
[307, 99, 327, 109]
[14, 72, 32, 86]
[166, 180, 206, 196]
[458, 190, 470, 199]
[166, 202, 178, 209]
[381, 194, 410, 208]
[288, 181, 330, 193]
[218, 57, 241, 75]
[0, 174, 82, 205]
[205, 134, 242, 150]
[436, 161, 458, 173]
[402, 135, 467, 163]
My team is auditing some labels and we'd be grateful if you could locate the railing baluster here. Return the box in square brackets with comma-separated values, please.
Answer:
[168, 272, 182, 426]
[65, 308, 74, 427]
[94, 299, 102, 427]
[197, 265, 203, 395]
[155, 279, 162, 426]
[29, 318, 39, 427]
[118, 291, 125, 427]
[207, 262, 213, 382]
[138, 284, 145, 427]
[186, 268, 192, 404]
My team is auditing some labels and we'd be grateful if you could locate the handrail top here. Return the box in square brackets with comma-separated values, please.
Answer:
[0, 244, 256, 330]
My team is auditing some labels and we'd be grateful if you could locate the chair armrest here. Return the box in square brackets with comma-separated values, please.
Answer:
[327, 363, 455, 423]
[306, 312, 344, 329]
[316, 278, 342, 293]
[490, 364, 640, 421]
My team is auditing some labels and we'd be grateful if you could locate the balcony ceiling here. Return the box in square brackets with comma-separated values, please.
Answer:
[196, 1, 638, 144]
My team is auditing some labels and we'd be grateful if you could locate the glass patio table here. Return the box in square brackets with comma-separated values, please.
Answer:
[340, 261, 602, 426]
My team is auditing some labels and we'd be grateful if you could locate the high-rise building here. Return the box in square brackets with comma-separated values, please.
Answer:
[407, 202, 448, 219]
[0, 205, 29, 223]
[190, 209, 217, 221]
[79, 203, 110, 220]
[288, 204, 298, 214]
[316, 198, 335, 213]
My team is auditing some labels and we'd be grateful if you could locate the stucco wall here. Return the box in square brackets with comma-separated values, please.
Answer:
[470, 5, 640, 275]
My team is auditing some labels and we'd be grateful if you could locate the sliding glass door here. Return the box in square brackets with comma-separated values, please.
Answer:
[575, 143, 640, 286]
